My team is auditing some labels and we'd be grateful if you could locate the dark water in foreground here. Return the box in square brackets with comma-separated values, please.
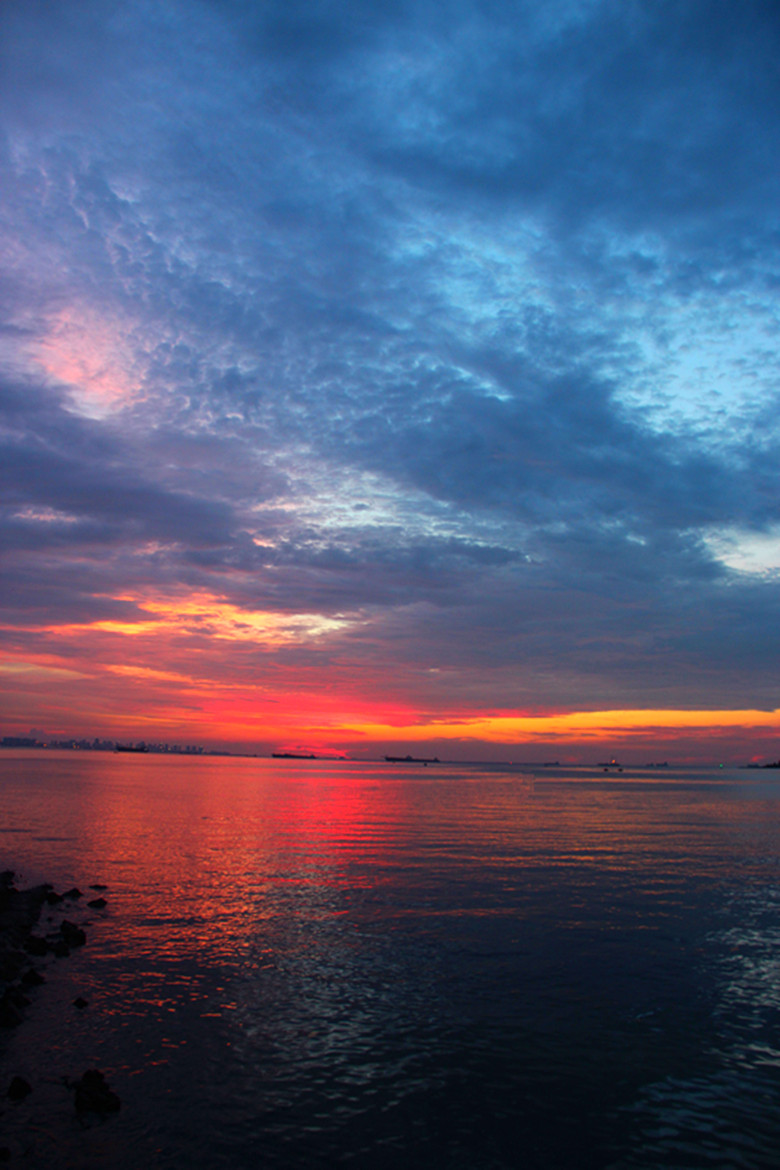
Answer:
[2, 752, 780, 1168]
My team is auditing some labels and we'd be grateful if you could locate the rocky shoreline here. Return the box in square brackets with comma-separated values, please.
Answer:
[0, 871, 51, 1031]
[0, 870, 121, 1160]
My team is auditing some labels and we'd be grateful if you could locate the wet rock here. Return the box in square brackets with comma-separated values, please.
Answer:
[62, 888, 82, 900]
[87, 897, 107, 909]
[74, 1069, 121, 1114]
[60, 921, 86, 948]
[1, 883, 49, 933]
[1, 883, 49, 951]
[73, 996, 89, 1009]
[7, 1076, 32, 1101]
[2, 876, 95, 1038]
[45, 890, 64, 905]
[89, 884, 108, 891]
[2, 884, 47, 1021]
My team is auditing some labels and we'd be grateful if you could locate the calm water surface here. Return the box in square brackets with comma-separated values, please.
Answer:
[2, 751, 780, 1168]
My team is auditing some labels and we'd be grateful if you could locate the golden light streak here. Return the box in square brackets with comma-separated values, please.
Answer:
[141, 594, 349, 641]
[106, 664, 197, 684]
[82, 620, 162, 636]
[0, 661, 88, 681]
[38, 590, 353, 645]
[344, 708, 780, 744]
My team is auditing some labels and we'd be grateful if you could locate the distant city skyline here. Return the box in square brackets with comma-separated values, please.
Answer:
[1, 1, 779, 762]
[2, 727, 778, 770]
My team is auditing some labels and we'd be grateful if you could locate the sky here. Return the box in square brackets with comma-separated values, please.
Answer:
[1, 0, 779, 762]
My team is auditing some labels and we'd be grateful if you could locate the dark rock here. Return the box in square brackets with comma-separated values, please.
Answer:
[73, 996, 89, 1009]
[62, 888, 82, 900]
[0, 952, 23, 982]
[1, 883, 48, 945]
[20, 968, 45, 987]
[0, 1146, 10, 1161]
[89, 884, 108, 891]
[45, 890, 64, 905]
[23, 935, 48, 957]
[74, 1069, 121, 1114]
[60, 921, 86, 947]
[7, 1076, 32, 1101]
[87, 897, 107, 909]
[1, 880, 59, 1030]
[0, 994, 23, 1028]
[52, 939, 70, 958]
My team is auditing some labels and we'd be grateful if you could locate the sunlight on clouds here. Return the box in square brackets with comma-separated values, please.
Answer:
[0, 661, 87, 680]
[704, 527, 780, 577]
[275, 465, 424, 533]
[107, 664, 198, 684]
[141, 594, 351, 642]
[620, 295, 780, 438]
[346, 708, 780, 744]
[78, 619, 161, 637]
[11, 506, 80, 524]
[276, 462, 517, 548]
[33, 305, 144, 418]
[49, 591, 354, 644]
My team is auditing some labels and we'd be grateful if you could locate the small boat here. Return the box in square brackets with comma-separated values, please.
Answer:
[384, 755, 440, 764]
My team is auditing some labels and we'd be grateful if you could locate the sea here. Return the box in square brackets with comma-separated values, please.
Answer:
[1, 750, 780, 1169]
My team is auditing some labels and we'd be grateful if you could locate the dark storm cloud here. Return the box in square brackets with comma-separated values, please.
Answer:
[1, 0, 779, 712]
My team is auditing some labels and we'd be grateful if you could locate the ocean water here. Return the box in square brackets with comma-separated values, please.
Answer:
[1, 751, 780, 1169]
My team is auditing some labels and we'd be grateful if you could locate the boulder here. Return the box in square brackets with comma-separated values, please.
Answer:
[74, 1070, 121, 1113]
[0, 993, 23, 1028]
[60, 921, 86, 948]
[20, 968, 45, 987]
[7, 1076, 32, 1101]
[23, 936, 48, 957]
